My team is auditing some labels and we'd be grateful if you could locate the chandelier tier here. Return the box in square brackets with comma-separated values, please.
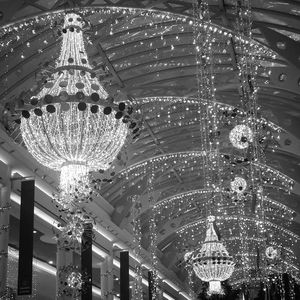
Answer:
[19, 13, 129, 195]
[185, 216, 235, 295]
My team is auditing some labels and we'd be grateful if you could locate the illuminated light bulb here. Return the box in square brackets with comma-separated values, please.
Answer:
[229, 124, 253, 149]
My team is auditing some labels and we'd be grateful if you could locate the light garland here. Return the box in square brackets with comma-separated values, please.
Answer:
[177, 216, 300, 241]
[116, 151, 293, 194]
[0, 7, 276, 59]
[131, 195, 143, 300]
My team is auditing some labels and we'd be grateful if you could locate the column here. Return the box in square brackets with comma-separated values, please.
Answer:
[56, 236, 73, 300]
[120, 251, 129, 300]
[107, 246, 114, 300]
[100, 246, 114, 300]
[0, 165, 11, 297]
[81, 223, 93, 300]
[100, 259, 108, 300]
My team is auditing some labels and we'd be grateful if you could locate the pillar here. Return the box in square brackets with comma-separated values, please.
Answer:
[100, 246, 114, 300]
[101, 259, 108, 299]
[56, 236, 73, 300]
[107, 246, 114, 300]
[0, 165, 11, 297]
[120, 251, 129, 300]
[81, 222, 93, 300]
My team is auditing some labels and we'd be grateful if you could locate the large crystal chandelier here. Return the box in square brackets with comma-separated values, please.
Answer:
[185, 216, 235, 295]
[19, 13, 129, 198]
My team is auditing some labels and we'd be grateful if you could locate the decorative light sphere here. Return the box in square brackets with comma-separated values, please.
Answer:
[265, 246, 279, 260]
[229, 124, 253, 149]
[230, 177, 247, 193]
[184, 251, 193, 262]
[184, 216, 235, 295]
[67, 271, 82, 290]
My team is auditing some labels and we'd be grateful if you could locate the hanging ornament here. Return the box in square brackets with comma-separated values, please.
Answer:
[67, 271, 83, 290]
[229, 125, 253, 149]
[265, 246, 279, 260]
[184, 216, 235, 295]
[231, 177, 247, 194]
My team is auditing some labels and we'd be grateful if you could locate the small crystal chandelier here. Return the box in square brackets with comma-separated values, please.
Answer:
[185, 216, 235, 295]
[19, 13, 130, 200]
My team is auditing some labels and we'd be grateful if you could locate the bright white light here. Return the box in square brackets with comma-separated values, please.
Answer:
[229, 124, 253, 149]
[163, 292, 175, 300]
[10, 192, 60, 229]
[208, 281, 224, 296]
[142, 278, 149, 286]
[8, 247, 56, 276]
[163, 279, 180, 292]
[179, 291, 193, 300]
[92, 245, 107, 259]
[94, 224, 114, 242]
[60, 163, 89, 197]
[231, 176, 247, 193]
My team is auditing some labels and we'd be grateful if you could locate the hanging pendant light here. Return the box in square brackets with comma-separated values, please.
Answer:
[19, 13, 129, 201]
[185, 216, 235, 295]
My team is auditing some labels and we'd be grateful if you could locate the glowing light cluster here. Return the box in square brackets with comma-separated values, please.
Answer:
[265, 246, 279, 260]
[21, 102, 127, 172]
[231, 177, 247, 193]
[229, 124, 253, 149]
[67, 271, 83, 290]
[185, 216, 235, 295]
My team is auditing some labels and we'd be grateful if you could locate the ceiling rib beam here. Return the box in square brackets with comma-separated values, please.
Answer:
[144, 120, 183, 184]
[24, 0, 48, 11]
[95, 42, 124, 88]
[218, 0, 238, 71]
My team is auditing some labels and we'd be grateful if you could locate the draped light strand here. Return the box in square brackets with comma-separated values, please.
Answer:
[193, 0, 223, 214]
[131, 195, 143, 300]
[148, 165, 159, 299]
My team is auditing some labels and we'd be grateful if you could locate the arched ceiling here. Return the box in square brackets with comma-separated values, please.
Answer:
[0, 0, 300, 290]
